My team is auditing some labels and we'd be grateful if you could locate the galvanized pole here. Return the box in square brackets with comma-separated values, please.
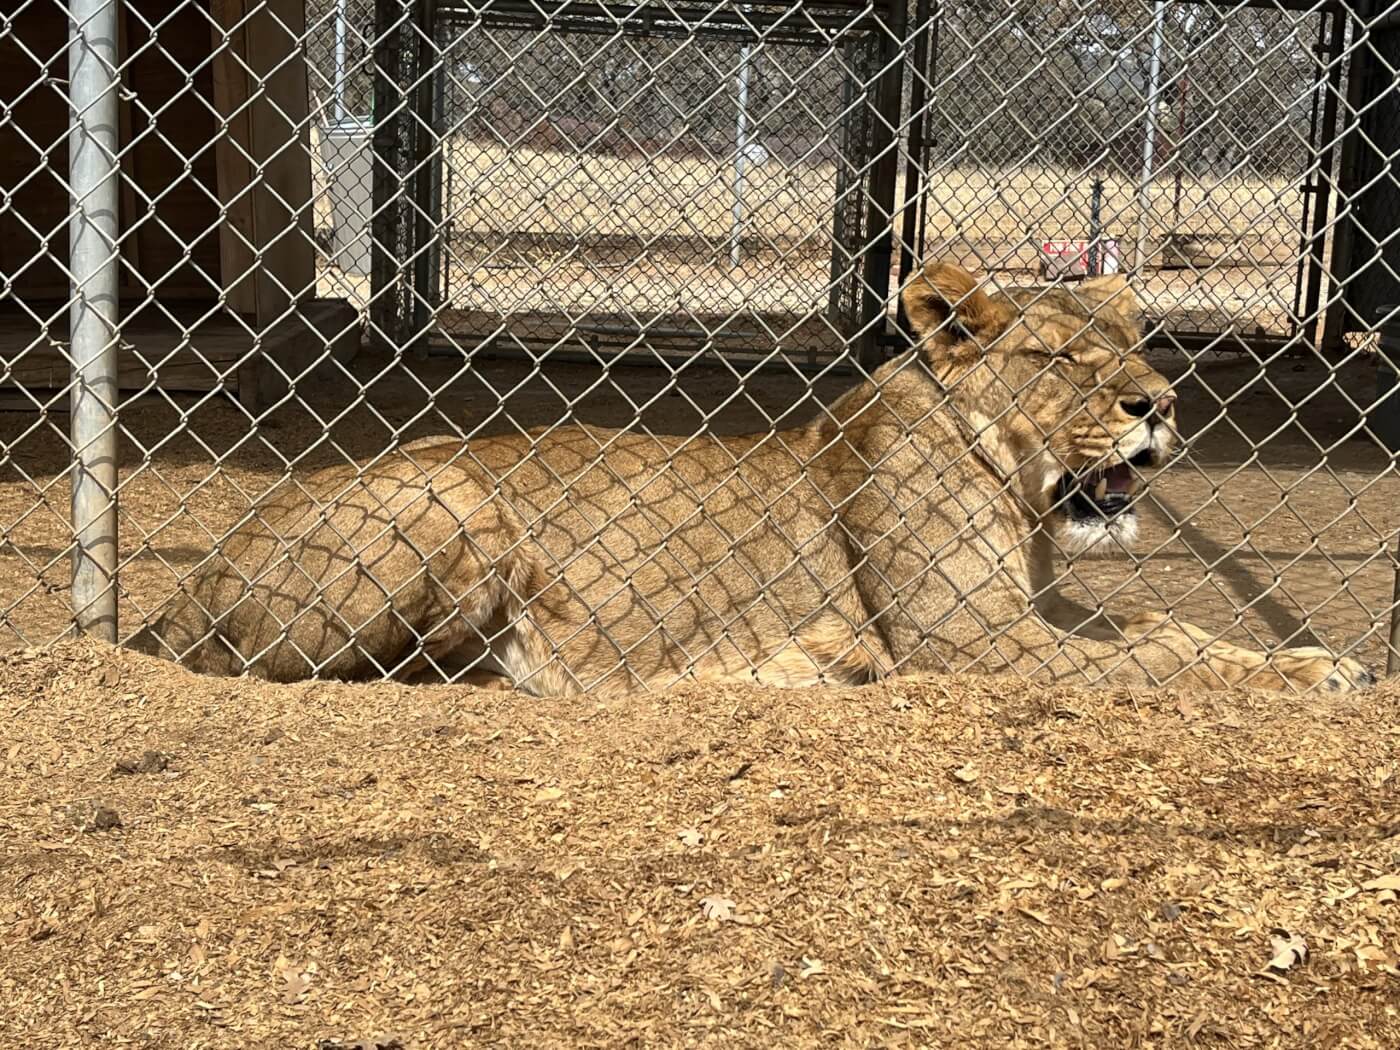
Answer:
[1171, 10, 1201, 233]
[728, 42, 754, 270]
[68, 0, 122, 642]
[334, 0, 348, 124]
[1135, 0, 1165, 273]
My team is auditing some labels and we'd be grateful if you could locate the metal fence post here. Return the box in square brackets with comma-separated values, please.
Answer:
[68, 0, 122, 642]
[1135, 0, 1165, 273]
[728, 40, 755, 270]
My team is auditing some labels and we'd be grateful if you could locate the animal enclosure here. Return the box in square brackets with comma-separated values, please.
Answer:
[0, 0, 1398, 685]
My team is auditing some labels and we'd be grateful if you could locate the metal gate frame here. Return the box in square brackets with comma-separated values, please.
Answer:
[367, 0, 911, 368]
[1331, 0, 1400, 342]
[897, 0, 1354, 358]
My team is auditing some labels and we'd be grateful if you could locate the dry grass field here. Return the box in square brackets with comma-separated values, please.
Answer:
[431, 140, 1300, 249]
[313, 138, 1311, 335]
[2, 641, 1399, 1046]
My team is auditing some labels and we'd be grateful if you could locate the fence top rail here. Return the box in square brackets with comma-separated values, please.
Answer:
[435, 0, 898, 40]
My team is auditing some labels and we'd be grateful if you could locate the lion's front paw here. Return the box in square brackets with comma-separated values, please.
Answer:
[1269, 647, 1376, 694]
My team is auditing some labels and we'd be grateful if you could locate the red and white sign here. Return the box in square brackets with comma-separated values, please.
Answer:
[1040, 239, 1121, 279]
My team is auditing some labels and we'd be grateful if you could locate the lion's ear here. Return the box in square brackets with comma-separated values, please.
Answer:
[1076, 273, 1140, 322]
[902, 262, 1011, 347]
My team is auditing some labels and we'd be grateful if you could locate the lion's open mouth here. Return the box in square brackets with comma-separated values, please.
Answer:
[1055, 448, 1156, 522]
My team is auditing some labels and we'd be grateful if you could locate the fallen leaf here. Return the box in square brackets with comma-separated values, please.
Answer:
[1265, 930, 1307, 973]
[951, 764, 979, 783]
[1361, 874, 1400, 892]
[677, 828, 703, 847]
[534, 786, 565, 803]
[799, 957, 826, 978]
[282, 972, 310, 1003]
[1017, 906, 1052, 926]
[700, 896, 735, 922]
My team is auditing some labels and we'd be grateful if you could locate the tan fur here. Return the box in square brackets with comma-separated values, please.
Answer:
[131, 263, 1374, 695]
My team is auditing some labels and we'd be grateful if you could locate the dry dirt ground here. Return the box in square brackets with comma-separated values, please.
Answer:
[3, 641, 1399, 1047]
[313, 139, 1311, 335]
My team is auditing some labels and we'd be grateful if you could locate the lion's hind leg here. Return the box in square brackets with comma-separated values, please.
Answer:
[392, 537, 578, 697]
[739, 616, 890, 689]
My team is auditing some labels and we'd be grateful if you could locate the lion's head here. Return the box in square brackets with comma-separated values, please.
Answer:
[901, 261, 1180, 555]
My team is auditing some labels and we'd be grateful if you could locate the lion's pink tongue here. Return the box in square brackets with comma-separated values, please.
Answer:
[1105, 464, 1136, 492]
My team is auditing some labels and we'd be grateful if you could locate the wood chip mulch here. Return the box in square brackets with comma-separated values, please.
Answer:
[2, 641, 1398, 1047]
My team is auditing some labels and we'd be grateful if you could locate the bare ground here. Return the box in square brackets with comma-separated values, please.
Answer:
[2, 641, 1399, 1047]
[312, 142, 1315, 334]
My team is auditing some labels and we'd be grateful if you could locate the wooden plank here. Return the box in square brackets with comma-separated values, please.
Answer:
[0, 309, 255, 394]
[4, 351, 240, 392]
[212, 0, 318, 411]
[123, 0, 224, 299]
[209, 0, 259, 319]
[245, 298, 360, 409]
[245, 0, 315, 324]
[210, 0, 260, 409]
[0, 297, 358, 407]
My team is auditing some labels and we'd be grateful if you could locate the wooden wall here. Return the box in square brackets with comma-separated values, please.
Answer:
[210, 0, 315, 323]
[0, 0, 314, 325]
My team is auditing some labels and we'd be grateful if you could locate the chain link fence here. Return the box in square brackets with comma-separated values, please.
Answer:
[0, 0, 1397, 691]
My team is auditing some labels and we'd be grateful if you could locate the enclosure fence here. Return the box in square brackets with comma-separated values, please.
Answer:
[1, 0, 1398, 688]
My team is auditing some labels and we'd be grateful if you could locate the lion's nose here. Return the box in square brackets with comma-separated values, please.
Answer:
[1154, 392, 1177, 418]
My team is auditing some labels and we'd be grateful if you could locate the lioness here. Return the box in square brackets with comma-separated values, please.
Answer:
[132, 262, 1374, 694]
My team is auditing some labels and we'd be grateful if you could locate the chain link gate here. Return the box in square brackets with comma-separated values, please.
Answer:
[366, 0, 902, 366]
[0, 0, 1397, 688]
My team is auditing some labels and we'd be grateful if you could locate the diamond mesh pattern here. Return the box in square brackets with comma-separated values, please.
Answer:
[0, 0, 1397, 689]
